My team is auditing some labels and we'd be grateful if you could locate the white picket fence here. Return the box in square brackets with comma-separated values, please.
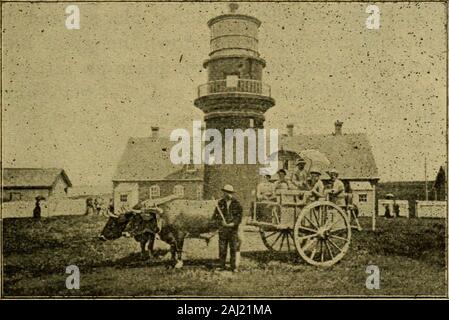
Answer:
[1, 198, 87, 219]
[415, 201, 447, 218]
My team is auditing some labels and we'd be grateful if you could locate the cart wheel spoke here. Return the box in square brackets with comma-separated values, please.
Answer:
[318, 206, 324, 226]
[279, 233, 285, 251]
[264, 231, 277, 239]
[260, 229, 294, 253]
[325, 241, 334, 259]
[311, 208, 320, 227]
[320, 241, 325, 262]
[310, 247, 317, 260]
[298, 226, 317, 233]
[329, 227, 350, 234]
[298, 233, 317, 241]
[328, 238, 343, 253]
[329, 234, 349, 242]
[272, 232, 283, 247]
[304, 215, 318, 229]
[303, 238, 317, 252]
[286, 232, 291, 252]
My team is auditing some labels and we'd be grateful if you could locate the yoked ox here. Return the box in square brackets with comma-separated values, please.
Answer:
[170, 121, 279, 175]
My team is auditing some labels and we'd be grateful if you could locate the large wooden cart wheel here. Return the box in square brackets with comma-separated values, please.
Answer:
[293, 201, 351, 267]
[259, 204, 295, 253]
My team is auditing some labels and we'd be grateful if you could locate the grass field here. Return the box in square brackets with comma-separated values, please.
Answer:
[2, 215, 447, 297]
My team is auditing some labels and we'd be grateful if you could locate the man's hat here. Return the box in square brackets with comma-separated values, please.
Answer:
[328, 168, 339, 175]
[277, 169, 287, 175]
[310, 168, 321, 175]
[222, 184, 235, 193]
[296, 159, 306, 165]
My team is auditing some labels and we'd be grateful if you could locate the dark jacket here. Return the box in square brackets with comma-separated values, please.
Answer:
[213, 197, 243, 230]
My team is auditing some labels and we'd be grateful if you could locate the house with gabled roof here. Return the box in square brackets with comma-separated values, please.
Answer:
[277, 121, 379, 216]
[2, 168, 72, 202]
[112, 127, 204, 210]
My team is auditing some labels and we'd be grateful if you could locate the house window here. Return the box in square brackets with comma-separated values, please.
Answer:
[120, 194, 128, 202]
[196, 186, 203, 200]
[10, 192, 22, 201]
[174, 185, 185, 198]
[226, 75, 239, 88]
[359, 194, 368, 203]
[149, 185, 160, 199]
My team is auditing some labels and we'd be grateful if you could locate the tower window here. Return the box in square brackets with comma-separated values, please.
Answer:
[249, 118, 254, 128]
[226, 75, 239, 88]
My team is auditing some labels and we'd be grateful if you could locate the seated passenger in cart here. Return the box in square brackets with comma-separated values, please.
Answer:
[253, 174, 276, 222]
[303, 168, 325, 203]
[291, 159, 310, 191]
[256, 174, 275, 201]
[273, 169, 293, 192]
[327, 168, 345, 206]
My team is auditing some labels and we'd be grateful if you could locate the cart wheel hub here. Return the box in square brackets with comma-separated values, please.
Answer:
[316, 227, 329, 240]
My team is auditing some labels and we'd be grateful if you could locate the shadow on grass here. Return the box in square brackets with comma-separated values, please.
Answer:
[97, 250, 219, 271]
[242, 250, 300, 264]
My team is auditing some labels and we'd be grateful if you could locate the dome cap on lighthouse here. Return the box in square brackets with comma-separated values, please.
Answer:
[207, 3, 261, 27]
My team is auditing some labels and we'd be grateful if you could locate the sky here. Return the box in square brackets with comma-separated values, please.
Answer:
[2, 2, 447, 186]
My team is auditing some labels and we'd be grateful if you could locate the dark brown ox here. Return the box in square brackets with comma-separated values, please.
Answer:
[99, 199, 220, 268]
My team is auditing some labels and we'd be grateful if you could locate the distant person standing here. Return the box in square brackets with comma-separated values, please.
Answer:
[33, 196, 43, 219]
[384, 203, 392, 218]
[108, 198, 115, 215]
[94, 197, 104, 215]
[85, 197, 94, 215]
[393, 200, 400, 217]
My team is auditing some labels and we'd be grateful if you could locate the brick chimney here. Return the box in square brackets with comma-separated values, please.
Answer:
[151, 126, 159, 138]
[286, 123, 294, 137]
[334, 121, 343, 136]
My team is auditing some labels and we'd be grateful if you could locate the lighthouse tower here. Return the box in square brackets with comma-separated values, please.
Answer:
[194, 4, 275, 208]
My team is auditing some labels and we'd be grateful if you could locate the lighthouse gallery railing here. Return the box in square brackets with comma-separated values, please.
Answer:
[197, 79, 271, 98]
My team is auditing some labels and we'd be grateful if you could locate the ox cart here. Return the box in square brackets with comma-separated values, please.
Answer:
[247, 190, 361, 267]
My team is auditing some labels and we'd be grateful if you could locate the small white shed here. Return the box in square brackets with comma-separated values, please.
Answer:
[350, 181, 375, 217]
[415, 201, 446, 218]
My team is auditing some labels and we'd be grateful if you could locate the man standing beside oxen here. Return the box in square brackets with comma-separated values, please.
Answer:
[213, 185, 243, 273]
